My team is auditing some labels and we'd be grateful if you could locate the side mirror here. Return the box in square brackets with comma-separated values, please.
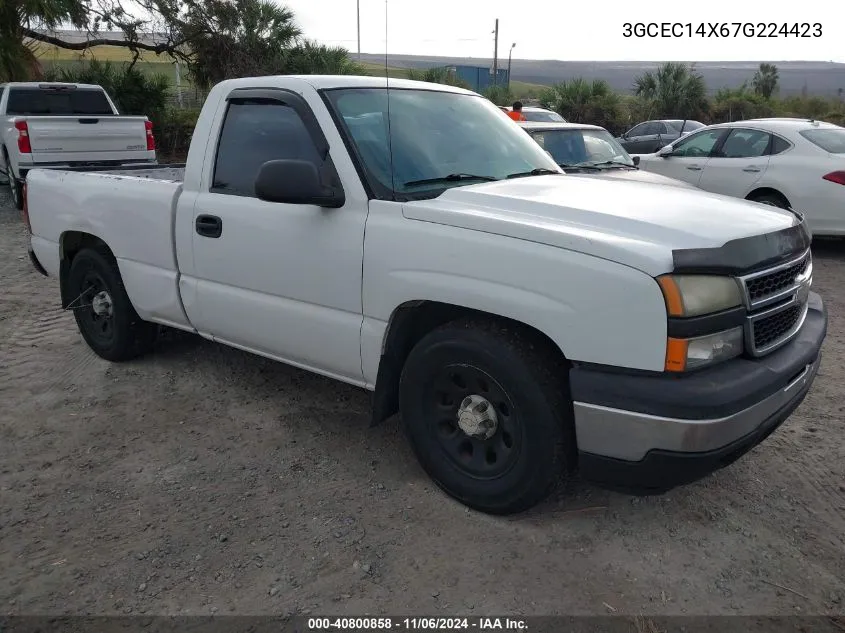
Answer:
[254, 159, 344, 208]
[657, 145, 673, 158]
[632, 155, 640, 166]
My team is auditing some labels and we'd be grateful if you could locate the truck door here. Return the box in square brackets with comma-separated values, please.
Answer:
[183, 89, 368, 384]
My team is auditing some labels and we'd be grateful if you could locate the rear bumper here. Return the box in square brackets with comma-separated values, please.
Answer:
[572, 292, 827, 494]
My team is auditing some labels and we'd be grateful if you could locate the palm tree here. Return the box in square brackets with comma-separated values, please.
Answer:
[540, 78, 621, 130]
[186, 0, 363, 88]
[633, 62, 707, 120]
[752, 63, 779, 99]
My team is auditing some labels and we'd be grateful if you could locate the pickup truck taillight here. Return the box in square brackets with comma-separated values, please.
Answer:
[145, 121, 156, 151]
[15, 121, 31, 154]
[823, 171, 845, 186]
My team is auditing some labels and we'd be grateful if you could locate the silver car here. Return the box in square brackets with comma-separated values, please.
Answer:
[519, 121, 694, 188]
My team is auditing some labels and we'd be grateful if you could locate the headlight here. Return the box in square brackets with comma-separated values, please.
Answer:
[657, 274, 743, 317]
[665, 327, 744, 372]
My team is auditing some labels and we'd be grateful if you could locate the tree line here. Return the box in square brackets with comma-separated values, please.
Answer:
[534, 62, 844, 135]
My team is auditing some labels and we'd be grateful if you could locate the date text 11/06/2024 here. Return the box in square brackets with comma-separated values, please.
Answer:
[622, 22, 822, 38]
[307, 618, 528, 630]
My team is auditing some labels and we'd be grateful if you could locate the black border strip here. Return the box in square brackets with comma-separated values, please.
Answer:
[667, 306, 746, 339]
[672, 217, 811, 275]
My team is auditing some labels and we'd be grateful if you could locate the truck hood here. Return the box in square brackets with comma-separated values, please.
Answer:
[402, 175, 800, 276]
[566, 167, 695, 189]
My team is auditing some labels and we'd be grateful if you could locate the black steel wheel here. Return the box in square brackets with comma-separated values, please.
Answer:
[399, 318, 574, 515]
[67, 248, 158, 361]
[427, 364, 522, 480]
[75, 268, 117, 349]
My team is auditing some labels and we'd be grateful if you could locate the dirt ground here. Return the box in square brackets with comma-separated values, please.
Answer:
[1, 190, 844, 618]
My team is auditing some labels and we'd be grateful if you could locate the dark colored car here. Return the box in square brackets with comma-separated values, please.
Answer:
[617, 119, 706, 154]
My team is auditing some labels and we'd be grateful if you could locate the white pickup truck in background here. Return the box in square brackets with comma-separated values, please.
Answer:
[0, 82, 157, 209]
[23, 75, 827, 515]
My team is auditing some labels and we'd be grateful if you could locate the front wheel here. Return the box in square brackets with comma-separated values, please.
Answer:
[67, 248, 158, 361]
[398, 318, 574, 515]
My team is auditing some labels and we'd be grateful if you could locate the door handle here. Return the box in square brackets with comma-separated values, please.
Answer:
[195, 214, 222, 238]
[686, 165, 702, 171]
[743, 166, 761, 172]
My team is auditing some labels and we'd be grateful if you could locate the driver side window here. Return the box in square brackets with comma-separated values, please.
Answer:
[671, 129, 723, 158]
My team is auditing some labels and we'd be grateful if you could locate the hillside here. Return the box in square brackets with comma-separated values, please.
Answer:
[358, 54, 845, 97]
[28, 32, 845, 98]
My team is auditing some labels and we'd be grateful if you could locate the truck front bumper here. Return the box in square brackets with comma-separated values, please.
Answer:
[572, 292, 827, 494]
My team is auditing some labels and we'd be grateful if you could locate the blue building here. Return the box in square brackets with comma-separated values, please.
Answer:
[447, 65, 510, 93]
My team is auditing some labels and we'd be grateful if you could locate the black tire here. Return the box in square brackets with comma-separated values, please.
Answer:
[751, 192, 790, 210]
[67, 248, 157, 361]
[398, 318, 574, 515]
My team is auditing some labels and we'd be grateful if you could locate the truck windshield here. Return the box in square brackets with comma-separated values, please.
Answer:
[324, 88, 562, 200]
[6, 87, 115, 116]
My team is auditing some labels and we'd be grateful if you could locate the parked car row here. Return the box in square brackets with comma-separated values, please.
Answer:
[20, 75, 826, 515]
[508, 111, 844, 236]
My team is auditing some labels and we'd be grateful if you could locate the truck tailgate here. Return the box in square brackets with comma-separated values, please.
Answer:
[25, 116, 152, 164]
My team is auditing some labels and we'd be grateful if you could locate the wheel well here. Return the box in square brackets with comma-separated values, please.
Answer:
[59, 232, 114, 308]
[370, 301, 568, 426]
[746, 187, 790, 207]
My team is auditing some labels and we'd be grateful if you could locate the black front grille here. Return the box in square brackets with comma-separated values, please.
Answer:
[746, 256, 808, 303]
[753, 305, 802, 350]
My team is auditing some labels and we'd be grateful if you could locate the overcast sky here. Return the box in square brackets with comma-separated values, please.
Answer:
[281, 0, 845, 63]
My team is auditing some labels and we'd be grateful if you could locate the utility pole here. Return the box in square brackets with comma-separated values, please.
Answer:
[492, 19, 499, 86]
[357, 0, 361, 60]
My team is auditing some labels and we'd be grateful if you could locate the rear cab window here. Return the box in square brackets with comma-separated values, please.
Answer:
[800, 128, 845, 154]
[6, 86, 115, 115]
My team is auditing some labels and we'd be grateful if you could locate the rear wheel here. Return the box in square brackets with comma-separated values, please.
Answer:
[751, 191, 790, 210]
[67, 248, 157, 361]
[398, 318, 574, 515]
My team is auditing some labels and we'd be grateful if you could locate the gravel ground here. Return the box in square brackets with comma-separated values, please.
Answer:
[1, 189, 844, 618]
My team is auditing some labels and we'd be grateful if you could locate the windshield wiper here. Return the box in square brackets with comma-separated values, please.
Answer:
[404, 173, 497, 188]
[559, 163, 601, 171]
[580, 160, 636, 169]
[505, 168, 562, 179]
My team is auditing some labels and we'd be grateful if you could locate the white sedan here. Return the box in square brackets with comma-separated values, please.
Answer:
[634, 118, 845, 235]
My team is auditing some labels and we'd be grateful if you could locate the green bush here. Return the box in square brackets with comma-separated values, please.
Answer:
[155, 108, 200, 160]
[483, 85, 514, 107]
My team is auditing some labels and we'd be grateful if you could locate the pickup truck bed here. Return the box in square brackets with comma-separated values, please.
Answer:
[28, 166, 189, 331]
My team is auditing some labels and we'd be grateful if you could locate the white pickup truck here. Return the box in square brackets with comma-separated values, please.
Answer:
[1, 82, 157, 209]
[23, 75, 827, 514]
